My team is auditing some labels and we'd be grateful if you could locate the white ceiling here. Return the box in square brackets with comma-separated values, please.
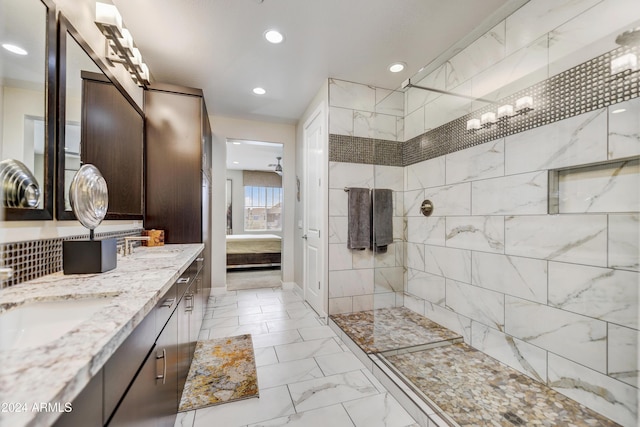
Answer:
[112, 0, 522, 124]
[227, 139, 283, 172]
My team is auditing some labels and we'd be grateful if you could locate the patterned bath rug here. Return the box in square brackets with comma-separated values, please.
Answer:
[179, 334, 259, 411]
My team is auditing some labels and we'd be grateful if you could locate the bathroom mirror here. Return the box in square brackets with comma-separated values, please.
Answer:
[56, 16, 144, 220]
[0, 0, 56, 220]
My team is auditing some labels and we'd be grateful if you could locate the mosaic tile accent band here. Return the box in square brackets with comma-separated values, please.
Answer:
[329, 134, 403, 167]
[406, 44, 640, 166]
[331, 45, 640, 166]
[0, 229, 143, 288]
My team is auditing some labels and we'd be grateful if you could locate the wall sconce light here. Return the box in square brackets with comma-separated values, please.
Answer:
[611, 53, 638, 75]
[466, 118, 481, 131]
[497, 104, 514, 120]
[480, 112, 496, 127]
[467, 96, 533, 132]
[515, 96, 533, 112]
[95, 2, 150, 87]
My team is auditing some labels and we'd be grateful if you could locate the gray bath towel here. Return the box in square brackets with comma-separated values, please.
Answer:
[373, 189, 393, 253]
[347, 187, 371, 250]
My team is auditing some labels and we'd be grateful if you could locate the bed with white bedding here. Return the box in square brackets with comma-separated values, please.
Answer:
[226, 234, 282, 268]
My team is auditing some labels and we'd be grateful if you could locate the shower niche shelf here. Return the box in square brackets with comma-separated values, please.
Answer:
[548, 156, 640, 214]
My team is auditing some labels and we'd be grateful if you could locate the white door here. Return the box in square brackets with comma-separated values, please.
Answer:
[303, 105, 326, 317]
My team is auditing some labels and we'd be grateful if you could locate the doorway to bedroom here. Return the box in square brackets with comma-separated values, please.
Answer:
[225, 139, 284, 291]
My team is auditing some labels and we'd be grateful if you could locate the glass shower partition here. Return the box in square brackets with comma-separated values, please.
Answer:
[330, 2, 640, 426]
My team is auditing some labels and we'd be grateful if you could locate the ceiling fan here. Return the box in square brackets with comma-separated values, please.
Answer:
[267, 157, 283, 176]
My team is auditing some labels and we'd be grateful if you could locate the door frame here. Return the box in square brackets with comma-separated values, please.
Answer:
[302, 102, 328, 318]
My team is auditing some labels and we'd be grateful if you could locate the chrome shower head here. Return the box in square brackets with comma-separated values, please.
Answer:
[616, 27, 640, 47]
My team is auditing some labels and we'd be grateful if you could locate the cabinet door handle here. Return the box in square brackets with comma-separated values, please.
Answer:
[160, 298, 175, 308]
[196, 258, 204, 262]
[156, 348, 167, 385]
[186, 294, 194, 312]
[177, 277, 190, 284]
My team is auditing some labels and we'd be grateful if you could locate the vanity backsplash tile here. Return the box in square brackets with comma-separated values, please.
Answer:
[0, 229, 142, 289]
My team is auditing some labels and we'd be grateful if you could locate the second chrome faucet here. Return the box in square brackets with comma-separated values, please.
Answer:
[122, 236, 150, 256]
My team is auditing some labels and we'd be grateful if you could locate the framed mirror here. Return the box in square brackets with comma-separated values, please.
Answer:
[0, 0, 56, 220]
[56, 16, 144, 220]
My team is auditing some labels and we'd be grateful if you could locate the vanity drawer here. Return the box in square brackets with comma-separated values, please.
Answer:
[156, 282, 178, 336]
[176, 254, 201, 299]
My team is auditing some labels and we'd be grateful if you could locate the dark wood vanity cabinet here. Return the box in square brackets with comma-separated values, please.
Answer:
[144, 85, 204, 243]
[55, 254, 206, 427]
[108, 314, 178, 427]
[144, 84, 212, 295]
[107, 256, 205, 426]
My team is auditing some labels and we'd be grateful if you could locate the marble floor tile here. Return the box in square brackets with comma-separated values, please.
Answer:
[188, 288, 418, 427]
[227, 269, 281, 291]
[343, 392, 417, 427]
[257, 358, 324, 389]
[174, 410, 195, 427]
[208, 322, 269, 339]
[274, 337, 343, 362]
[251, 329, 303, 348]
[361, 368, 388, 394]
[266, 316, 323, 332]
[298, 325, 337, 341]
[314, 351, 366, 376]
[238, 297, 281, 307]
[201, 316, 239, 329]
[287, 308, 321, 319]
[279, 294, 304, 303]
[193, 385, 294, 427]
[212, 305, 261, 318]
[259, 304, 288, 313]
[246, 404, 355, 427]
[287, 370, 379, 412]
[254, 346, 278, 367]
[239, 311, 290, 325]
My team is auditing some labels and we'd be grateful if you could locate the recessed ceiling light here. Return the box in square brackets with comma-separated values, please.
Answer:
[612, 108, 626, 114]
[2, 43, 28, 55]
[233, 161, 239, 164]
[232, 142, 241, 145]
[253, 87, 266, 95]
[389, 62, 406, 73]
[264, 30, 284, 44]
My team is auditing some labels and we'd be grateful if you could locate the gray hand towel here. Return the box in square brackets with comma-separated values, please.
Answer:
[347, 187, 371, 250]
[373, 188, 393, 253]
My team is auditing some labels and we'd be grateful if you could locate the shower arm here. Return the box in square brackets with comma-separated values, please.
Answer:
[401, 79, 501, 105]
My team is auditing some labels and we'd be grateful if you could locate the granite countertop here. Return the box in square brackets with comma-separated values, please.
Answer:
[0, 244, 204, 427]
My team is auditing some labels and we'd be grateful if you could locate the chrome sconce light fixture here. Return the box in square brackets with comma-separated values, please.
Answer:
[466, 96, 534, 132]
[95, 2, 150, 87]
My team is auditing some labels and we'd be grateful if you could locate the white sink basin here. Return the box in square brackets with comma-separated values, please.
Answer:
[0, 297, 115, 351]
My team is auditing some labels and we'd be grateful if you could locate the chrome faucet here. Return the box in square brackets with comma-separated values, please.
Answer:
[123, 236, 150, 256]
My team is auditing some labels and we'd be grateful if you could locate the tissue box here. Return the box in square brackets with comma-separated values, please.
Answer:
[142, 229, 165, 246]
[63, 238, 117, 274]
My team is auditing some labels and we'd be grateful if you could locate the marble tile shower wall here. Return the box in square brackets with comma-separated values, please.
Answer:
[328, 79, 405, 315]
[404, 0, 640, 141]
[403, 99, 639, 426]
